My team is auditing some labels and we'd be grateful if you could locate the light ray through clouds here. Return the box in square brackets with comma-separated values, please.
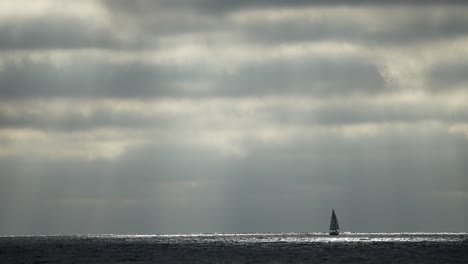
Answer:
[0, 0, 467, 235]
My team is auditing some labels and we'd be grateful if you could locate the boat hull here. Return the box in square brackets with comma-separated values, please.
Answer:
[329, 230, 339, 236]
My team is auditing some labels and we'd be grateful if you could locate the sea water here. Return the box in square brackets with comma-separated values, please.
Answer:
[1, 233, 467, 263]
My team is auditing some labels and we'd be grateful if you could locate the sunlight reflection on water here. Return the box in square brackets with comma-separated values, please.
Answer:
[82, 232, 468, 244]
[1, 233, 467, 263]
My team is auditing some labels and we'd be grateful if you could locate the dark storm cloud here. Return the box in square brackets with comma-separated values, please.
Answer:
[100, 0, 468, 49]
[4, 0, 464, 56]
[0, 59, 200, 99]
[0, 15, 138, 50]
[102, 0, 467, 15]
[241, 13, 468, 46]
[197, 0, 468, 14]
[2, 1, 466, 51]
[220, 57, 385, 96]
[0, 55, 385, 99]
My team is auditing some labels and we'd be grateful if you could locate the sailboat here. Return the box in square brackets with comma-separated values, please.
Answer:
[329, 209, 340, 235]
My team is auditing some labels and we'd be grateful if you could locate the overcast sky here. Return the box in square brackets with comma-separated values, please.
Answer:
[1, 0, 468, 235]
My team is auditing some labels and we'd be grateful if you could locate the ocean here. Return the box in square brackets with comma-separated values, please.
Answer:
[1, 233, 467, 263]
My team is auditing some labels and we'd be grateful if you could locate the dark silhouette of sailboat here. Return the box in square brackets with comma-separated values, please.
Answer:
[329, 209, 340, 235]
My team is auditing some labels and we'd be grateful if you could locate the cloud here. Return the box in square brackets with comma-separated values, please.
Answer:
[102, 0, 468, 16]
[429, 62, 468, 91]
[0, 54, 386, 99]
[0, 58, 193, 98]
[2, 0, 468, 53]
[1, 126, 467, 233]
[101, 2, 468, 47]
[0, 15, 129, 50]
[1, 0, 468, 234]
[1, 92, 468, 160]
[2, 2, 468, 100]
[220, 56, 386, 96]
[236, 8, 468, 46]
[0, 103, 170, 132]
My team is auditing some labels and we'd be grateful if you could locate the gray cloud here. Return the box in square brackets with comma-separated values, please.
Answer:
[1, 1, 466, 53]
[1, 130, 467, 234]
[241, 12, 468, 46]
[0, 55, 386, 99]
[0, 59, 195, 98]
[429, 62, 468, 90]
[0, 15, 138, 50]
[197, 0, 468, 15]
[102, 0, 468, 15]
[99, 1, 468, 52]
[1, 0, 468, 235]
[310, 103, 468, 125]
[2, 96, 468, 134]
[221, 57, 385, 96]
[0, 106, 169, 132]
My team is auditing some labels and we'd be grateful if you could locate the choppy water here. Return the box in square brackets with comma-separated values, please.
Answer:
[1, 233, 467, 263]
